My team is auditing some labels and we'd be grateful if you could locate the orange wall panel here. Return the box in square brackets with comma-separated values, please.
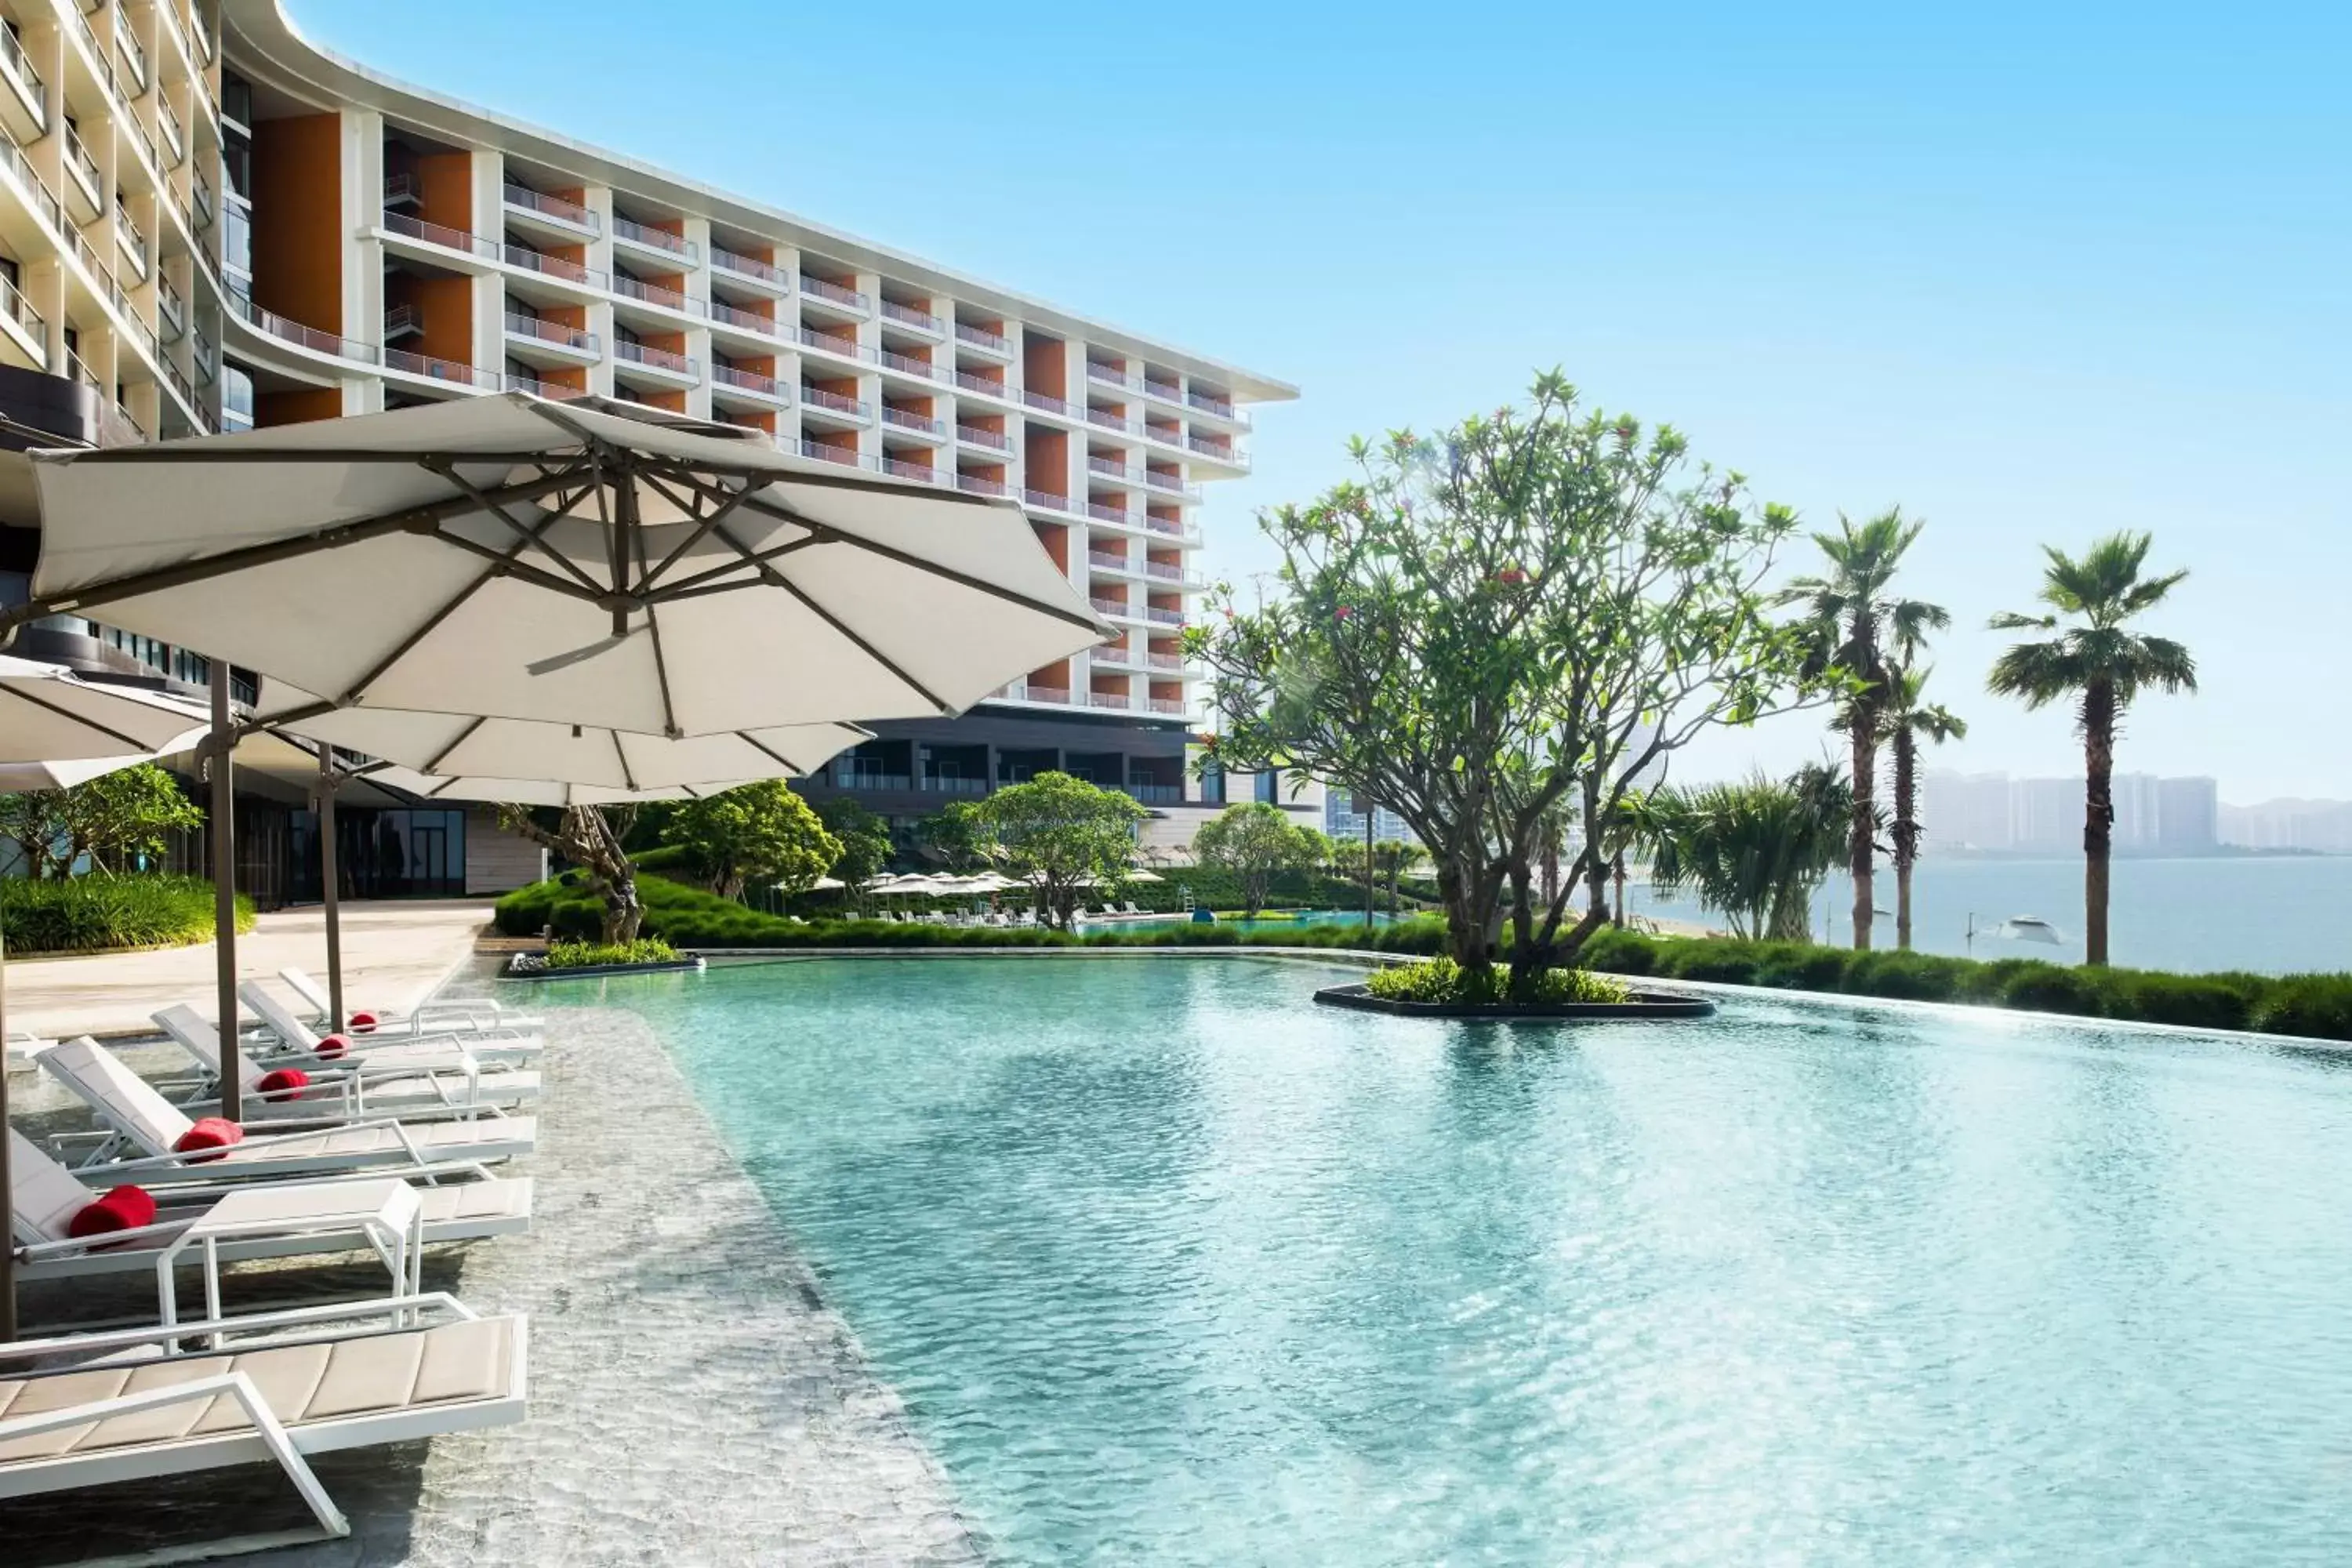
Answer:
[1025, 427, 1068, 492]
[413, 275, 472, 365]
[251, 114, 343, 333]
[416, 152, 473, 232]
[1023, 334, 1065, 397]
[256, 387, 342, 427]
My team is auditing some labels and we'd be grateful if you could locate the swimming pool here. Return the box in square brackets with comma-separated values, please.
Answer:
[568, 955, 2352, 1563]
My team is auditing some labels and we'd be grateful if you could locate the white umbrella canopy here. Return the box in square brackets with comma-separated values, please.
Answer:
[13, 394, 1112, 737]
[270, 702, 871, 800]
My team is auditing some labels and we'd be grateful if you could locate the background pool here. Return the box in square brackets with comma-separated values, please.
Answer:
[578, 956, 2352, 1564]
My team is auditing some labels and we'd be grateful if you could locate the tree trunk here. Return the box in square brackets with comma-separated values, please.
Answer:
[1849, 701, 1876, 951]
[2082, 681, 2116, 967]
[1891, 728, 1918, 951]
[1610, 852, 1626, 927]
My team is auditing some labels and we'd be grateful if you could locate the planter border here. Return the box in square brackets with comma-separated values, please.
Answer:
[1312, 982, 1715, 1020]
[503, 955, 707, 982]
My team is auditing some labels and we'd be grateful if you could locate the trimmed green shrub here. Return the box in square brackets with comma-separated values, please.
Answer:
[545, 937, 681, 969]
[0, 875, 253, 955]
[1364, 957, 1631, 1006]
[2248, 975, 2352, 1041]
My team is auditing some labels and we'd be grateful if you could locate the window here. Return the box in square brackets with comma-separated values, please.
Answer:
[1254, 768, 1279, 804]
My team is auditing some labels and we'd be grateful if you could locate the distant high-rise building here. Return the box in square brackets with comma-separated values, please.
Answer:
[2013, 779, 2082, 854]
[1922, 769, 2015, 851]
[2111, 772, 2161, 849]
[2157, 776, 2220, 852]
[1325, 788, 1417, 847]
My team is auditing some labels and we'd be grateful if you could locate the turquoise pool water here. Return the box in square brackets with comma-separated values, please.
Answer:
[567, 956, 2352, 1564]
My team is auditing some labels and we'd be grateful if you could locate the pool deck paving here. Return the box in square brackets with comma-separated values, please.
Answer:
[4, 899, 503, 1044]
[2, 992, 985, 1566]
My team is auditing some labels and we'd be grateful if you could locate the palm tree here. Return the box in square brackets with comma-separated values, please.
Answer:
[1630, 765, 1856, 942]
[1781, 509, 1948, 950]
[1986, 532, 2195, 966]
[1880, 662, 1966, 951]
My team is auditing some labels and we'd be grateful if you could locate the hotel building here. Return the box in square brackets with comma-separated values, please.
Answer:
[0, 0, 1292, 889]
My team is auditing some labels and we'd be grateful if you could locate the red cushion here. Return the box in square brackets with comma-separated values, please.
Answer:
[256, 1066, 310, 1102]
[314, 1033, 350, 1059]
[173, 1116, 245, 1160]
[348, 1011, 379, 1034]
[67, 1185, 158, 1240]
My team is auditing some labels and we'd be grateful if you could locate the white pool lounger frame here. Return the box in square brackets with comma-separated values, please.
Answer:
[0, 1293, 528, 1563]
[278, 966, 548, 1038]
[238, 982, 543, 1068]
[34, 1037, 536, 1185]
[152, 1005, 543, 1120]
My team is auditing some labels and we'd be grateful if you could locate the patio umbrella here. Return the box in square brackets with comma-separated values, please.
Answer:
[3, 394, 1108, 1102]
[0, 656, 210, 1341]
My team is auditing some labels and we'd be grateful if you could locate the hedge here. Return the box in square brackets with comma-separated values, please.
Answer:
[494, 874, 2352, 1043]
[0, 875, 255, 955]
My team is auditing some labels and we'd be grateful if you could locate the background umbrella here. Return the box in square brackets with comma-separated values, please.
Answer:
[0, 657, 209, 1341]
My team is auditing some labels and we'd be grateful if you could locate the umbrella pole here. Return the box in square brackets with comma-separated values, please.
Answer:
[209, 665, 241, 1123]
[317, 750, 343, 1033]
[1, 913, 15, 1343]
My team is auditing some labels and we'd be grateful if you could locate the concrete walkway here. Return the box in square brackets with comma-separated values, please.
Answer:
[4, 899, 499, 1041]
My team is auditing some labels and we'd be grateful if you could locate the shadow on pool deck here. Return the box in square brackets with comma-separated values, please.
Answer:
[0, 1010, 985, 1567]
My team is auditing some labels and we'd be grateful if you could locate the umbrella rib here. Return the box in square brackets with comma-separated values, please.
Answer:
[636, 535, 684, 741]
[759, 568, 954, 714]
[637, 472, 757, 591]
[737, 732, 807, 776]
[0, 473, 583, 631]
[426, 458, 606, 597]
[430, 532, 611, 603]
[648, 535, 820, 600]
[421, 717, 488, 775]
[5, 684, 170, 753]
[611, 728, 640, 793]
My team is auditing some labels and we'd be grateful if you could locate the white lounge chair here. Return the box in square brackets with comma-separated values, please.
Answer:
[9, 1127, 532, 1284]
[278, 967, 547, 1038]
[152, 1005, 543, 1120]
[34, 1037, 537, 1184]
[0, 1293, 528, 1559]
[1121, 901, 1145, 916]
[238, 982, 543, 1068]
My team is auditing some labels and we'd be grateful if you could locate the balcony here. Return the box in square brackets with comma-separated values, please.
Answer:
[158, 278, 185, 337]
[61, 127, 101, 217]
[707, 299, 781, 338]
[503, 183, 600, 234]
[1144, 561, 1206, 589]
[881, 456, 937, 484]
[995, 681, 1074, 706]
[1087, 550, 1138, 576]
[1024, 489, 1076, 517]
[952, 370, 1011, 401]
[503, 311, 600, 360]
[799, 438, 873, 470]
[1142, 377, 1182, 405]
[1143, 604, 1187, 626]
[954, 423, 1010, 452]
[799, 274, 869, 314]
[799, 385, 871, 423]
[1090, 597, 1140, 621]
[1145, 698, 1188, 716]
[384, 347, 499, 390]
[955, 472, 1009, 498]
[193, 173, 213, 226]
[158, 99, 184, 167]
[1092, 642, 1143, 670]
[795, 325, 872, 364]
[1087, 456, 1135, 482]
[1142, 470, 1202, 500]
[114, 204, 148, 276]
[879, 348, 938, 382]
[1085, 407, 1136, 436]
[117, 27, 147, 93]
[383, 209, 499, 263]
[611, 273, 702, 318]
[1021, 389, 1070, 417]
[880, 299, 942, 335]
[1087, 691, 1138, 713]
[1186, 436, 1248, 468]
[503, 370, 589, 401]
[1087, 502, 1134, 527]
[953, 321, 1010, 355]
[227, 292, 378, 365]
[711, 247, 787, 291]
[1187, 390, 1245, 425]
[881, 406, 942, 437]
[0, 24, 44, 138]
[502, 242, 607, 291]
[0, 266, 42, 364]
[612, 215, 695, 261]
[712, 363, 788, 404]
[1144, 650, 1186, 672]
[612, 339, 699, 382]
[1086, 362, 1136, 393]
[1145, 517, 1203, 546]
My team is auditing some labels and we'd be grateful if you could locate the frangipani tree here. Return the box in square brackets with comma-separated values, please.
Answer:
[974, 771, 1146, 930]
[1195, 372, 1814, 992]
[1192, 801, 1316, 920]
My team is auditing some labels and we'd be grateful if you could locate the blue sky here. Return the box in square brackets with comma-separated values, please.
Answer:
[292, 1, 2350, 800]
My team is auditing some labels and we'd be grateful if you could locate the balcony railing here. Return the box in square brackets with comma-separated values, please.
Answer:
[192, 326, 216, 381]
[503, 183, 599, 231]
[708, 299, 779, 336]
[1145, 651, 1185, 671]
[1143, 604, 1186, 626]
[158, 278, 185, 334]
[953, 321, 1009, 353]
[880, 300, 941, 333]
[955, 472, 1008, 497]
[1022, 389, 1070, 416]
[1144, 561, 1202, 586]
[1084, 408, 1132, 434]
[879, 349, 937, 380]
[158, 99, 184, 165]
[795, 325, 872, 362]
[1086, 503, 1131, 525]
[384, 347, 499, 389]
[0, 267, 42, 347]
[382, 303, 419, 339]
[1087, 456, 1134, 480]
[1142, 379, 1182, 404]
[0, 25, 45, 125]
[381, 172, 417, 206]
[503, 371, 589, 401]
[1007, 684, 1073, 706]
[194, 173, 213, 223]
[798, 439, 868, 468]
[882, 407, 941, 436]
[1090, 597, 1134, 619]
[1086, 362, 1133, 390]
[1186, 437, 1247, 466]
[1145, 697, 1188, 716]
[503, 312, 598, 354]
[116, 28, 147, 91]
[613, 339, 699, 378]
[1188, 391, 1240, 420]
[1024, 489, 1075, 515]
[1145, 517, 1202, 543]
[711, 247, 785, 285]
[1087, 691, 1134, 712]
[0, 129, 67, 239]
[713, 363, 784, 399]
[800, 385, 869, 419]
[383, 210, 500, 262]
[502, 243, 607, 289]
[1087, 550, 1134, 572]
[954, 423, 1010, 450]
[1142, 470, 1200, 497]
[114, 204, 148, 274]
[227, 292, 378, 364]
[882, 456, 935, 483]
[63, 126, 100, 201]
[612, 216, 695, 260]
[799, 275, 869, 311]
[611, 274, 701, 315]
[1092, 643, 1141, 667]
[918, 775, 989, 796]
[953, 371, 1010, 399]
